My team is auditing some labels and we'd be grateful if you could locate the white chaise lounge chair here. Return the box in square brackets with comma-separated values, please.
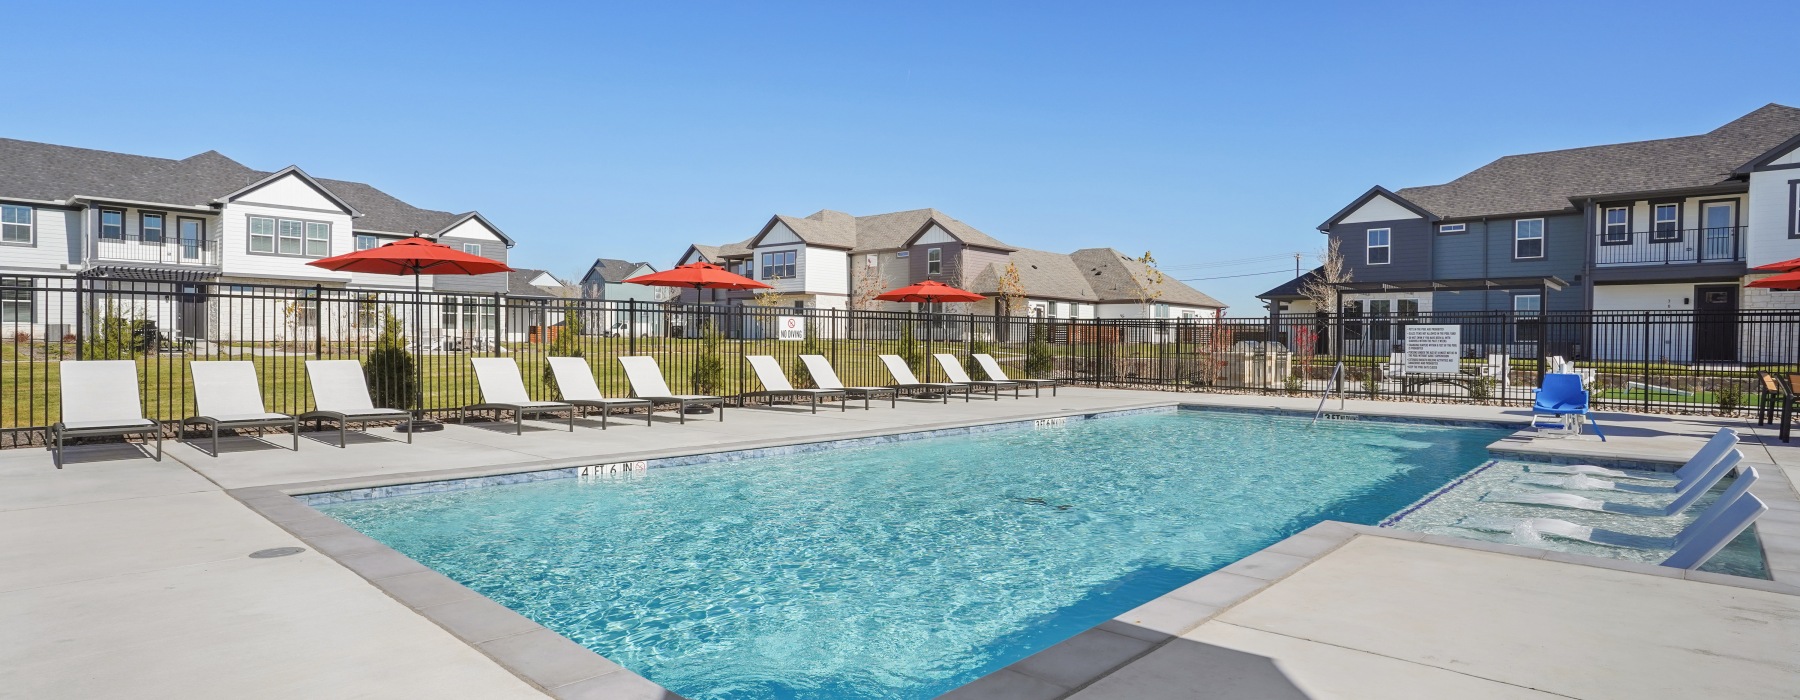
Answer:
[299, 360, 413, 447]
[1488, 450, 1743, 517]
[974, 353, 1060, 397]
[1459, 467, 1768, 570]
[799, 355, 895, 409]
[546, 356, 652, 428]
[932, 354, 1019, 400]
[49, 360, 163, 468]
[878, 354, 971, 403]
[462, 358, 575, 434]
[618, 356, 724, 423]
[1525, 428, 1735, 482]
[184, 361, 300, 456]
[743, 355, 846, 413]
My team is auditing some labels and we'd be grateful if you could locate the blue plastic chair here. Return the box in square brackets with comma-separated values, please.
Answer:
[1532, 373, 1606, 441]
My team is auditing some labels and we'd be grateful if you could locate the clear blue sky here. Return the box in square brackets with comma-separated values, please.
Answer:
[5, 0, 1797, 311]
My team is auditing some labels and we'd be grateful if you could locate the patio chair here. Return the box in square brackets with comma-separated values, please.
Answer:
[1460, 468, 1767, 570]
[546, 356, 652, 428]
[742, 355, 846, 413]
[48, 360, 163, 468]
[932, 353, 1019, 400]
[184, 361, 300, 456]
[877, 354, 972, 403]
[461, 358, 575, 434]
[1530, 373, 1606, 441]
[799, 355, 896, 409]
[974, 353, 1060, 397]
[299, 360, 413, 447]
[1525, 428, 1735, 481]
[1759, 373, 1794, 443]
[1491, 449, 1743, 517]
[617, 356, 725, 423]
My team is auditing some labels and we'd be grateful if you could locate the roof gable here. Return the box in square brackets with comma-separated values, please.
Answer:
[582, 258, 653, 284]
[222, 166, 362, 215]
[433, 212, 514, 247]
[1320, 186, 1438, 230]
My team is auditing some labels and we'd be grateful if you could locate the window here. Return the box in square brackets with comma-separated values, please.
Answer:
[277, 220, 305, 254]
[1602, 207, 1629, 244]
[1365, 229, 1390, 265]
[760, 250, 796, 279]
[355, 234, 379, 251]
[249, 216, 277, 253]
[442, 296, 497, 333]
[304, 222, 330, 256]
[140, 213, 164, 244]
[461, 242, 482, 256]
[0, 277, 32, 322]
[293, 289, 320, 328]
[927, 247, 943, 274]
[1369, 299, 1392, 341]
[2, 205, 33, 244]
[99, 209, 124, 240]
[1788, 180, 1800, 239]
[1514, 219, 1544, 259]
[1651, 203, 1680, 241]
[1438, 223, 1467, 234]
[1153, 302, 1170, 319]
[1514, 294, 1542, 342]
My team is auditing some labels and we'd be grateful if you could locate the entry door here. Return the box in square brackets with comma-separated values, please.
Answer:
[1700, 201, 1737, 262]
[1693, 284, 1738, 363]
[177, 218, 205, 261]
[177, 284, 208, 339]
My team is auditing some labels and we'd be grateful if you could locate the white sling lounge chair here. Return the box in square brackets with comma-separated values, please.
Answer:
[743, 355, 846, 413]
[1489, 450, 1743, 517]
[799, 355, 896, 409]
[933, 354, 1019, 400]
[299, 360, 413, 447]
[618, 356, 724, 423]
[1459, 468, 1768, 570]
[878, 354, 971, 403]
[974, 353, 1060, 397]
[546, 356, 653, 428]
[462, 358, 575, 434]
[1524, 428, 1735, 482]
[184, 361, 300, 456]
[49, 360, 163, 468]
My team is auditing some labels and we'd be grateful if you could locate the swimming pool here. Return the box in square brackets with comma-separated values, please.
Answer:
[318, 409, 1509, 699]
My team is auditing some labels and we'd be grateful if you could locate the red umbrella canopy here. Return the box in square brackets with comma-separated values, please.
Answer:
[1747, 271, 1800, 289]
[306, 237, 512, 276]
[623, 262, 771, 290]
[1752, 257, 1800, 273]
[876, 280, 986, 303]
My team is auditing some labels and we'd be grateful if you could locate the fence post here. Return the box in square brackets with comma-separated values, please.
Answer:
[313, 284, 324, 359]
[73, 277, 85, 360]
[736, 305, 746, 399]
[1642, 311, 1652, 412]
[628, 300, 638, 356]
[493, 293, 504, 356]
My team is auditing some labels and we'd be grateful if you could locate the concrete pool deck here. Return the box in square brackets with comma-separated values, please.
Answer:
[3, 389, 1798, 699]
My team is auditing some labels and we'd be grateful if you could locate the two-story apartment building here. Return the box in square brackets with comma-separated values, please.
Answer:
[577, 258, 664, 334]
[0, 137, 516, 341]
[674, 208, 1225, 319]
[1260, 103, 1800, 362]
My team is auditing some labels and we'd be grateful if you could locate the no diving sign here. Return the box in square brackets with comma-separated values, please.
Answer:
[1403, 325, 1461, 374]
[777, 316, 805, 341]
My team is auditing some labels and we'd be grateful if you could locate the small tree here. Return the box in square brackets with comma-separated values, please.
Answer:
[897, 316, 926, 376]
[1024, 323, 1055, 377]
[83, 302, 138, 360]
[364, 308, 417, 410]
[690, 325, 726, 395]
[1133, 251, 1166, 316]
[994, 261, 1026, 316]
[543, 299, 586, 394]
[849, 259, 886, 311]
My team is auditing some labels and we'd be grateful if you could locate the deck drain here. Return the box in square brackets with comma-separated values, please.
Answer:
[249, 547, 306, 559]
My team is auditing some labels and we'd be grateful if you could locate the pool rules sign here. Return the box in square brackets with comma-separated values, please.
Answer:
[1403, 325, 1461, 374]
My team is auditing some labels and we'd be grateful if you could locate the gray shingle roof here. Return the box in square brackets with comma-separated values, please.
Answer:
[1257, 267, 1322, 300]
[969, 248, 1100, 302]
[0, 137, 483, 239]
[847, 208, 1017, 251]
[1393, 103, 1800, 220]
[505, 269, 575, 298]
[1069, 248, 1225, 308]
[582, 258, 650, 284]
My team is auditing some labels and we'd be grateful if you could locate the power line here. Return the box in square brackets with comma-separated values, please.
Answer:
[1175, 269, 1294, 282]
[1159, 252, 1307, 272]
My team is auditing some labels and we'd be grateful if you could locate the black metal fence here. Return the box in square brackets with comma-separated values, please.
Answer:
[4, 274, 1796, 448]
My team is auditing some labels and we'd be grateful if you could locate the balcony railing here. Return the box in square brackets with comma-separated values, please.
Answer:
[90, 233, 220, 268]
[1593, 226, 1744, 267]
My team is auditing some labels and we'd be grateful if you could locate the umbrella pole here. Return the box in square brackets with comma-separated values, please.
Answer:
[404, 269, 444, 432]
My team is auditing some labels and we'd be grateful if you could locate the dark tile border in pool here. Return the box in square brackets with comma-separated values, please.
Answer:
[225, 402, 1800, 700]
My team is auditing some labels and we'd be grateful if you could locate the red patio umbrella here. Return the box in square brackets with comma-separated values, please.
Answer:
[1747, 271, 1800, 289]
[875, 280, 986, 304]
[308, 237, 512, 427]
[623, 262, 770, 305]
[1752, 257, 1800, 273]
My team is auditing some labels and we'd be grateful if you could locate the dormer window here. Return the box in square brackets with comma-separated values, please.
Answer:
[926, 247, 942, 274]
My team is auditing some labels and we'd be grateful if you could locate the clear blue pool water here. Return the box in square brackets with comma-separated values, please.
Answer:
[319, 410, 1509, 699]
